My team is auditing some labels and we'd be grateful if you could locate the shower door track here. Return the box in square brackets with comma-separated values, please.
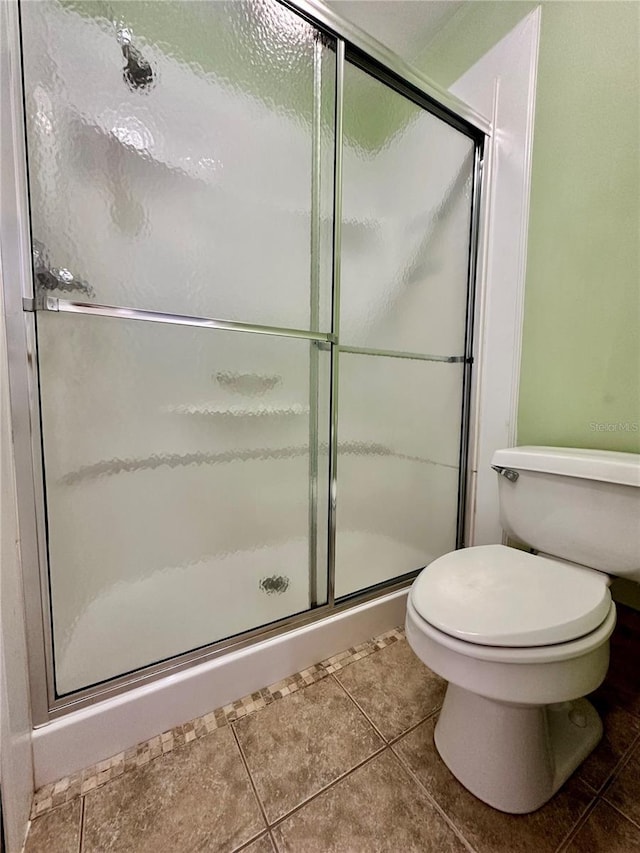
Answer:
[1, 0, 489, 723]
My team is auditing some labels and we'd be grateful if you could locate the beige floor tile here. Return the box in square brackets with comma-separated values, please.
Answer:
[564, 800, 640, 852]
[334, 639, 446, 741]
[24, 801, 81, 853]
[82, 726, 265, 853]
[394, 716, 595, 853]
[272, 750, 467, 853]
[603, 740, 640, 826]
[577, 693, 640, 791]
[234, 676, 383, 823]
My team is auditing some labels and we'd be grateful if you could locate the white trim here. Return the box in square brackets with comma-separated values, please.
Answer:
[509, 9, 541, 443]
[453, 9, 542, 546]
[32, 588, 407, 787]
[0, 2, 36, 850]
[463, 79, 499, 547]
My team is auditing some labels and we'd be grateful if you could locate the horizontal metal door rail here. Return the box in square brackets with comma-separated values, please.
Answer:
[38, 297, 337, 343]
[338, 345, 467, 364]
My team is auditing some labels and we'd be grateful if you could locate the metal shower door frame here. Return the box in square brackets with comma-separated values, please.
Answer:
[0, 0, 489, 724]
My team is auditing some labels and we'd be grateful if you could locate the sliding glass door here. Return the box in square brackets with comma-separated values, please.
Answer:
[21, 0, 336, 695]
[334, 60, 476, 598]
[18, 0, 482, 701]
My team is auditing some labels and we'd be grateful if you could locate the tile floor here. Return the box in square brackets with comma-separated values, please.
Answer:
[24, 604, 640, 853]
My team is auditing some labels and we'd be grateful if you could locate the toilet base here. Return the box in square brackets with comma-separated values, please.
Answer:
[434, 683, 602, 814]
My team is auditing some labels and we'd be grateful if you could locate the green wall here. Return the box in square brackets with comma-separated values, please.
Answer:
[419, 1, 640, 453]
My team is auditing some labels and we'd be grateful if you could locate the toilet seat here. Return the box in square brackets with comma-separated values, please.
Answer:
[411, 544, 611, 648]
[406, 597, 617, 665]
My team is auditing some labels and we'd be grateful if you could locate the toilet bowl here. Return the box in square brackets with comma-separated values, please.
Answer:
[406, 446, 640, 814]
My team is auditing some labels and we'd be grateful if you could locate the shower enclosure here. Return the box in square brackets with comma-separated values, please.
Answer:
[6, 0, 485, 715]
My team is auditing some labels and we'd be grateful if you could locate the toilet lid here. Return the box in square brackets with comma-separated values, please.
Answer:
[410, 544, 612, 647]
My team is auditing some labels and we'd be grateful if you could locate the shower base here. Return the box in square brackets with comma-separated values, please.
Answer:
[56, 532, 427, 695]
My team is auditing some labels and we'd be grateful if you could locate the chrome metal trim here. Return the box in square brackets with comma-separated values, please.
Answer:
[40, 298, 336, 343]
[43, 573, 413, 717]
[456, 145, 484, 548]
[283, 0, 491, 137]
[0, 0, 55, 725]
[491, 465, 519, 483]
[338, 346, 466, 364]
[307, 370, 319, 610]
[310, 36, 323, 319]
[307, 34, 324, 608]
[326, 39, 344, 609]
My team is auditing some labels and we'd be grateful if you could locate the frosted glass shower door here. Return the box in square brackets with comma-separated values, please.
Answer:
[21, 0, 335, 330]
[20, 0, 335, 695]
[334, 61, 476, 598]
[37, 315, 330, 693]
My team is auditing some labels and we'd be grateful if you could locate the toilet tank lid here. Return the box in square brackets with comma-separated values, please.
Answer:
[492, 446, 640, 487]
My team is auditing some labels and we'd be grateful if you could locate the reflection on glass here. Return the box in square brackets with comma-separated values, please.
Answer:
[334, 353, 463, 599]
[20, 0, 335, 330]
[340, 62, 474, 355]
[38, 313, 330, 694]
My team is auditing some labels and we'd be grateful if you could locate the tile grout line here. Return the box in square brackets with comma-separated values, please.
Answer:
[232, 831, 274, 853]
[229, 725, 272, 843]
[592, 725, 640, 798]
[598, 726, 640, 824]
[526, 701, 640, 852]
[605, 726, 640, 781]
[387, 707, 442, 747]
[555, 679, 640, 851]
[600, 796, 640, 832]
[553, 794, 599, 853]
[77, 795, 85, 853]
[538, 721, 640, 853]
[329, 672, 389, 743]
[331, 670, 442, 750]
[388, 741, 479, 853]
[266, 745, 388, 832]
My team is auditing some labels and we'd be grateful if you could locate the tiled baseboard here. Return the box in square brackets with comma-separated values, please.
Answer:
[31, 627, 405, 820]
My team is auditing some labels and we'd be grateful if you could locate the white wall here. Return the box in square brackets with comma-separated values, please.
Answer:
[451, 10, 541, 545]
[0, 273, 34, 852]
[1, 2, 36, 846]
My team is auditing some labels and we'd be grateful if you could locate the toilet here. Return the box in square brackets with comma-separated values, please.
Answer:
[406, 446, 640, 814]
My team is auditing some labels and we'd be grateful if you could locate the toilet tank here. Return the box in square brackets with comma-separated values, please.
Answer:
[491, 446, 640, 581]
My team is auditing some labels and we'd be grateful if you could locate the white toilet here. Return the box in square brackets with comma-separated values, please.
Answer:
[406, 446, 640, 814]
